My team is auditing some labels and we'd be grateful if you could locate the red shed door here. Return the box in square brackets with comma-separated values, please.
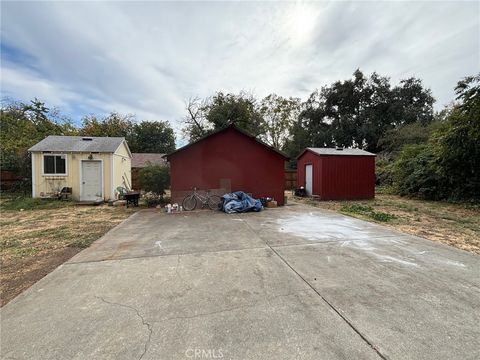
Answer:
[305, 164, 313, 195]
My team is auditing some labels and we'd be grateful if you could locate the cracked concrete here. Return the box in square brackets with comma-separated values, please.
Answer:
[95, 296, 153, 360]
[1, 204, 479, 359]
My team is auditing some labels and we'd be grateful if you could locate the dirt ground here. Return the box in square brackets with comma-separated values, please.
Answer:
[0, 201, 138, 306]
[288, 192, 480, 255]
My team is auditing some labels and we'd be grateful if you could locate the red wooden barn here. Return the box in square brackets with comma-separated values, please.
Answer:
[297, 147, 376, 200]
[165, 125, 289, 205]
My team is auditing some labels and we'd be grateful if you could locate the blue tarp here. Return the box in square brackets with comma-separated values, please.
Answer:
[222, 191, 263, 214]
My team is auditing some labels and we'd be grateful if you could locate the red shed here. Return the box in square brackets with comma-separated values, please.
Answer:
[297, 147, 376, 200]
[165, 125, 289, 205]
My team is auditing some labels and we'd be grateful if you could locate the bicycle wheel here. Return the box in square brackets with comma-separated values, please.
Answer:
[182, 195, 197, 211]
[207, 195, 222, 211]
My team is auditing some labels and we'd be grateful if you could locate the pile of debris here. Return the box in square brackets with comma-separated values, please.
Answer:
[221, 191, 278, 213]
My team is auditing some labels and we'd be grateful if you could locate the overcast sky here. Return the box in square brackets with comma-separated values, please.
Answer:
[1, 1, 479, 139]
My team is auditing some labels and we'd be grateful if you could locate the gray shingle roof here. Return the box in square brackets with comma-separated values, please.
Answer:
[303, 147, 376, 157]
[131, 153, 166, 168]
[28, 136, 126, 153]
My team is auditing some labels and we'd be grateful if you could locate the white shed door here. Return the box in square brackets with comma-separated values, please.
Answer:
[81, 161, 102, 201]
[305, 164, 313, 195]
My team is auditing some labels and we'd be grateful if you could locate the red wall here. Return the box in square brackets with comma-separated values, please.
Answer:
[297, 151, 375, 200]
[169, 127, 286, 205]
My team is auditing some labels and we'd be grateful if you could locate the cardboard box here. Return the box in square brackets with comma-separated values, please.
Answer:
[266, 200, 277, 208]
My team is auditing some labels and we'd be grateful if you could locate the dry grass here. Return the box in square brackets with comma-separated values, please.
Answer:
[0, 198, 138, 306]
[288, 192, 480, 255]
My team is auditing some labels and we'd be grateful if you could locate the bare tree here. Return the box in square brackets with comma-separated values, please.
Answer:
[182, 97, 210, 141]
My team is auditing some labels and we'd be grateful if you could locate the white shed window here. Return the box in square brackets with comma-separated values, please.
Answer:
[43, 154, 67, 175]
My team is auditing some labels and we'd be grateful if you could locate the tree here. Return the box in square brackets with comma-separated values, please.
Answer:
[206, 92, 263, 136]
[391, 78, 435, 126]
[182, 97, 210, 142]
[182, 92, 264, 142]
[377, 120, 442, 157]
[0, 98, 75, 176]
[431, 74, 480, 200]
[283, 89, 333, 157]
[80, 112, 135, 138]
[258, 94, 300, 149]
[128, 121, 175, 153]
[286, 70, 435, 155]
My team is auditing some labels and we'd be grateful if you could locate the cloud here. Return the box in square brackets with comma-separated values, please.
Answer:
[1, 1, 479, 139]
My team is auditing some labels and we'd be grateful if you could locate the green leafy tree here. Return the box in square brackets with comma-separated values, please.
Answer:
[128, 121, 175, 153]
[287, 70, 434, 154]
[431, 74, 480, 200]
[0, 99, 75, 176]
[283, 90, 333, 157]
[258, 94, 300, 149]
[182, 92, 264, 142]
[80, 112, 135, 138]
[205, 92, 263, 136]
[378, 120, 442, 157]
[391, 78, 435, 126]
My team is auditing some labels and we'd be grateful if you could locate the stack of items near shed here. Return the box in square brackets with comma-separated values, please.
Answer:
[222, 191, 262, 214]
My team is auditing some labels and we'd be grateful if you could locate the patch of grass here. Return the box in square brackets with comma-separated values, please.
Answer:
[12, 247, 39, 258]
[0, 238, 20, 250]
[1, 202, 140, 306]
[369, 211, 397, 222]
[68, 234, 101, 249]
[340, 204, 397, 222]
[0, 195, 73, 211]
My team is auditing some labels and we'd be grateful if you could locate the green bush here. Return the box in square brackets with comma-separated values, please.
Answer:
[383, 74, 480, 202]
[389, 144, 440, 199]
[138, 165, 170, 197]
[375, 159, 394, 186]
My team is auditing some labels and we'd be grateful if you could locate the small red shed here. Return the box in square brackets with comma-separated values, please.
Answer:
[297, 147, 376, 200]
[165, 125, 289, 205]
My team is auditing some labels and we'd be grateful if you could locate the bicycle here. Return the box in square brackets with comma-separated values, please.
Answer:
[182, 187, 222, 211]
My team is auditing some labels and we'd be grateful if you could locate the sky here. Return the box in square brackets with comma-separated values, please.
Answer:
[1, 1, 479, 141]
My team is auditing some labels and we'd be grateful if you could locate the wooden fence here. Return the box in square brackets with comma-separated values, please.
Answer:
[285, 170, 297, 190]
[0, 170, 24, 190]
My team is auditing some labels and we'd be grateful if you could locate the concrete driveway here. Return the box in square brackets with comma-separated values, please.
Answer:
[2, 203, 479, 360]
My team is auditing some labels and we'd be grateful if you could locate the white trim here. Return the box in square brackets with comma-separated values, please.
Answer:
[41, 153, 68, 176]
[113, 140, 133, 159]
[79, 159, 104, 201]
[110, 154, 115, 200]
[31, 153, 36, 197]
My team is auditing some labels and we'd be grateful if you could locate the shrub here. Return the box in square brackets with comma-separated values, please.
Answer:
[390, 144, 440, 199]
[142, 192, 161, 207]
[375, 159, 393, 186]
[138, 165, 169, 197]
[384, 74, 480, 202]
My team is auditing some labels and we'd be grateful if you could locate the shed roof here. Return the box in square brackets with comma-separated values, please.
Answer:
[131, 153, 166, 168]
[164, 124, 289, 160]
[29, 136, 127, 153]
[298, 147, 376, 158]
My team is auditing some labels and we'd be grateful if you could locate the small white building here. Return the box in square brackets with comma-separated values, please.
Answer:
[28, 136, 132, 201]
